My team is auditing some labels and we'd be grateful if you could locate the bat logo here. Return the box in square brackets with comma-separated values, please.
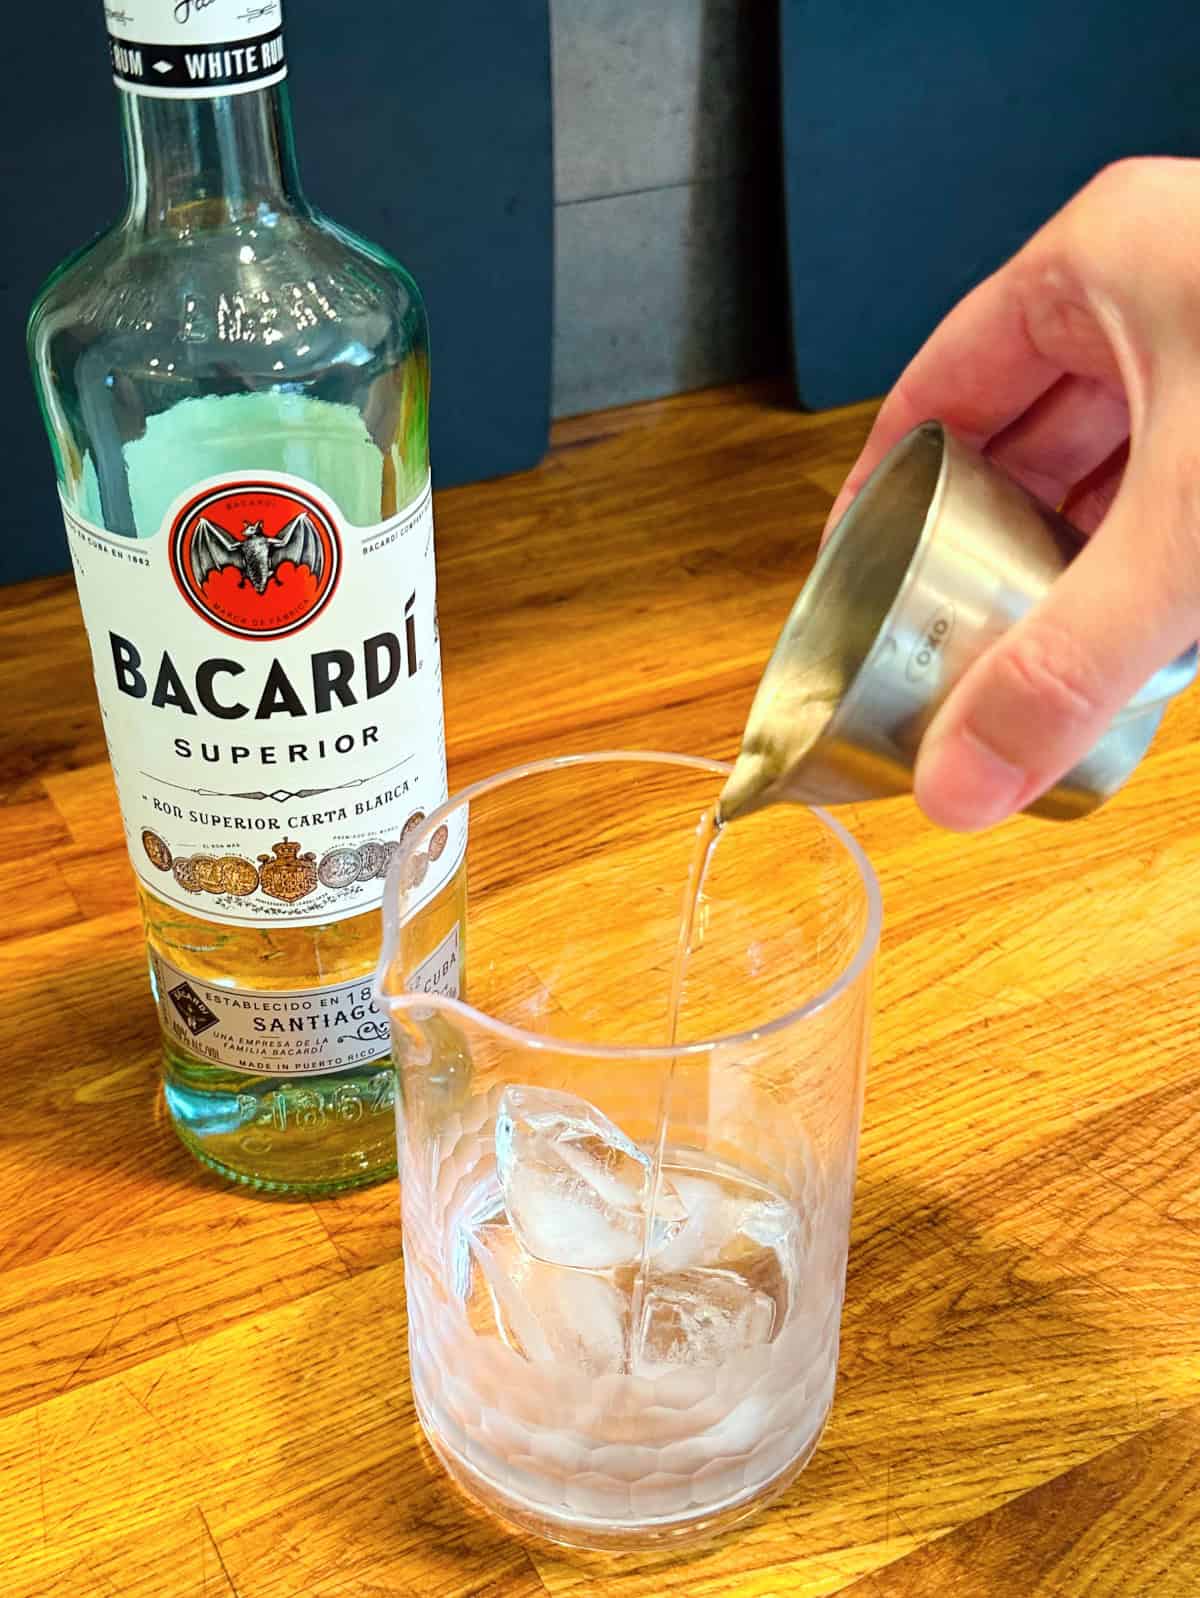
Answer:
[169, 481, 341, 640]
[190, 514, 325, 595]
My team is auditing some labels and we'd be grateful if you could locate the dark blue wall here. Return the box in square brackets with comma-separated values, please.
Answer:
[781, 1, 1200, 410]
[3, 1, 552, 585]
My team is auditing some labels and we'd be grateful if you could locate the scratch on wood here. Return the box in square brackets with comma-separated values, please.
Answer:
[118, 1377, 187, 1448]
[198, 1505, 241, 1598]
[120, 1379, 154, 1419]
[76, 1559, 122, 1598]
[841, 1434, 920, 1544]
[308, 1200, 357, 1279]
[887, 1458, 894, 1545]
[35, 1407, 47, 1548]
[59, 1310, 121, 1395]
[140, 1364, 169, 1408]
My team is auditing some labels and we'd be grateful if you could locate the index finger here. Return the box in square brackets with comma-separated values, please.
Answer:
[822, 264, 1064, 537]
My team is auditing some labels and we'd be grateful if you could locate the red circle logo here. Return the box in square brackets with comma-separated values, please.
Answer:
[169, 481, 341, 640]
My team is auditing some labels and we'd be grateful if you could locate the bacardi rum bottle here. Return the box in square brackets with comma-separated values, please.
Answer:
[28, 1, 464, 1192]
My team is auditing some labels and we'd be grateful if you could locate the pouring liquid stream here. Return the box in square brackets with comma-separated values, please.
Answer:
[630, 802, 724, 1359]
[667, 803, 724, 1048]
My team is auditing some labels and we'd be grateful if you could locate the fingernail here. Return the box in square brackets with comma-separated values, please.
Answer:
[914, 728, 1027, 831]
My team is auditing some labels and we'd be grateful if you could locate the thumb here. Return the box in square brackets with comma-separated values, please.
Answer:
[913, 469, 1197, 830]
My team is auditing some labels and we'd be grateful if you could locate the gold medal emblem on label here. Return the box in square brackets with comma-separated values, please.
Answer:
[191, 855, 224, 892]
[141, 829, 172, 871]
[218, 856, 260, 896]
[258, 839, 318, 902]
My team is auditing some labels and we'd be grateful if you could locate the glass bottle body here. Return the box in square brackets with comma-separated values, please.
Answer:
[29, 83, 451, 1192]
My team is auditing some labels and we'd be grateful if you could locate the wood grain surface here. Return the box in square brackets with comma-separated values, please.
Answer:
[2, 383, 1198, 1596]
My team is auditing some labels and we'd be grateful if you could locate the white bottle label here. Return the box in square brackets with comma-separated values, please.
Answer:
[407, 924, 462, 1001]
[63, 474, 457, 931]
[150, 950, 391, 1076]
[105, 0, 287, 98]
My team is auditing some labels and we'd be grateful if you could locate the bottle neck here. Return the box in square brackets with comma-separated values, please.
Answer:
[118, 80, 306, 233]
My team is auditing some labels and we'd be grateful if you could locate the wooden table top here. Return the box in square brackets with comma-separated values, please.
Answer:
[2, 383, 1198, 1597]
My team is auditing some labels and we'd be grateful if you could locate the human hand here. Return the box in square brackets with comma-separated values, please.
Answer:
[824, 158, 1200, 830]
